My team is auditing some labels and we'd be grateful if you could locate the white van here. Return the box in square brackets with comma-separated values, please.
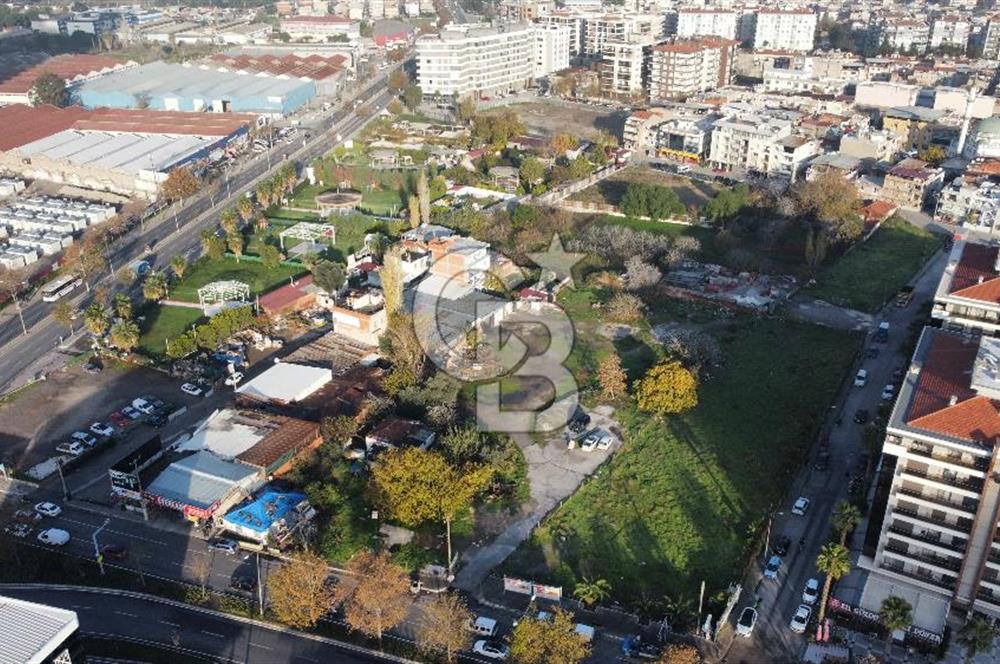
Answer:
[676, 164, 692, 174]
[469, 616, 498, 637]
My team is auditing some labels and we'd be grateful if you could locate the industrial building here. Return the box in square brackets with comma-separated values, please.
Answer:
[0, 53, 135, 105]
[145, 450, 262, 523]
[209, 53, 348, 96]
[0, 105, 255, 198]
[75, 61, 315, 116]
[0, 595, 82, 664]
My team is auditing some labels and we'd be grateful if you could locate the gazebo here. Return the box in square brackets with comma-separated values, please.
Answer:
[278, 222, 337, 250]
[197, 280, 251, 308]
[315, 190, 362, 217]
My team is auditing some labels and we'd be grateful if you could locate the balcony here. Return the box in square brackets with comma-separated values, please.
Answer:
[900, 466, 983, 494]
[904, 446, 989, 473]
[976, 589, 1000, 609]
[893, 505, 972, 533]
[896, 487, 977, 514]
[884, 543, 962, 572]
[887, 525, 966, 554]
[879, 561, 956, 592]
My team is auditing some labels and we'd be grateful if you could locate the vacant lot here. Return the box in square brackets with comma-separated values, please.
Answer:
[508, 100, 625, 140]
[169, 256, 306, 303]
[138, 304, 205, 357]
[806, 217, 943, 312]
[570, 166, 720, 209]
[506, 315, 860, 605]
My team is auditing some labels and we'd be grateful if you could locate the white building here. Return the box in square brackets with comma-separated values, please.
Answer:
[930, 15, 970, 51]
[279, 15, 360, 40]
[583, 13, 659, 58]
[935, 177, 1000, 234]
[539, 10, 586, 56]
[675, 8, 738, 41]
[533, 23, 571, 77]
[881, 19, 931, 54]
[855, 81, 920, 109]
[753, 9, 817, 52]
[416, 23, 535, 98]
[600, 38, 651, 97]
[648, 37, 736, 102]
[709, 110, 816, 181]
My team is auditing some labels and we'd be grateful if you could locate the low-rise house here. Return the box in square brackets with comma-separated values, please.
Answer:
[365, 417, 436, 454]
[328, 287, 387, 346]
[221, 486, 316, 546]
[883, 106, 947, 152]
[881, 158, 944, 209]
[932, 240, 1000, 335]
[145, 450, 261, 523]
[936, 177, 1000, 234]
[806, 153, 862, 181]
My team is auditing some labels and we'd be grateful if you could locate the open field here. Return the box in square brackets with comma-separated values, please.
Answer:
[505, 315, 860, 604]
[506, 100, 625, 139]
[806, 217, 943, 312]
[168, 256, 306, 303]
[137, 304, 205, 357]
[569, 166, 720, 209]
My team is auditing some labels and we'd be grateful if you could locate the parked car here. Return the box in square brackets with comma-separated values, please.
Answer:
[580, 430, 601, 452]
[736, 606, 758, 637]
[146, 414, 168, 428]
[56, 441, 85, 456]
[229, 575, 257, 592]
[208, 538, 239, 555]
[472, 640, 508, 660]
[90, 422, 115, 437]
[14, 509, 41, 523]
[895, 286, 914, 308]
[109, 411, 131, 429]
[621, 635, 661, 659]
[181, 383, 204, 397]
[596, 433, 613, 450]
[802, 578, 820, 605]
[4, 523, 32, 538]
[132, 398, 155, 415]
[772, 535, 791, 556]
[853, 409, 870, 424]
[224, 372, 244, 386]
[854, 369, 868, 387]
[71, 431, 98, 446]
[100, 543, 128, 561]
[469, 616, 498, 637]
[567, 409, 590, 434]
[864, 348, 879, 360]
[764, 555, 781, 579]
[122, 406, 142, 420]
[35, 502, 62, 518]
[874, 321, 890, 342]
[792, 496, 810, 515]
[881, 384, 895, 401]
[37, 528, 70, 546]
[790, 604, 812, 634]
[84, 359, 103, 374]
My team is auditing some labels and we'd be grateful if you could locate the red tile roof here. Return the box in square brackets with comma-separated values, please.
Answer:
[909, 396, 1000, 443]
[209, 53, 346, 81]
[860, 200, 898, 223]
[950, 243, 999, 293]
[258, 274, 315, 314]
[0, 54, 126, 94]
[0, 104, 88, 151]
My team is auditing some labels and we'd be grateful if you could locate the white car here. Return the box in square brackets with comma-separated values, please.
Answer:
[37, 528, 70, 547]
[736, 606, 757, 637]
[596, 433, 613, 450]
[180, 382, 204, 397]
[71, 431, 98, 446]
[802, 578, 820, 605]
[792, 496, 811, 515]
[854, 369, 868, 387]
[224, 372, 244, 386]
[790, 604, 812, 634]
[132, 398, 155, 414]
[56, 441, 85, 456]
[90, 422, 115, 437]
[472, 640, 508, 660]
[579, 431, 601, 452]
[881, 384, 895, 401]
[35, 502, 62, 518]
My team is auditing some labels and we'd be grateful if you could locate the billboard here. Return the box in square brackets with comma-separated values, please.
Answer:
[109, 435, 163, 499]
[503, 576, 562, 601]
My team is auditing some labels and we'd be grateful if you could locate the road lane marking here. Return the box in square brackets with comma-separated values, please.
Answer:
[201, 630, 226, 638]
[114, 610, 139, 618]
[159, 620, 180, 627]
[249, 642, 272, 650]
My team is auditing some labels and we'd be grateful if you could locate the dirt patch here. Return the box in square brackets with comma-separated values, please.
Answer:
[507, 100, 626, 140]
[570, 166, 720, 208]
[0, 362, 194, 472]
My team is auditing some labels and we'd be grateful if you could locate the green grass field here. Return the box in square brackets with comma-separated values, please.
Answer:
[137, 304, 205, 356]
[359, 188, 406, 216]
[505, 317, 860, 605]
[806, 217, 942, 312]
[168, 257, 306, 303]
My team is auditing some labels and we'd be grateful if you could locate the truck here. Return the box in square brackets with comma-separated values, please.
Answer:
[895, 286, 914, 308]
[874, 321, 890, 343]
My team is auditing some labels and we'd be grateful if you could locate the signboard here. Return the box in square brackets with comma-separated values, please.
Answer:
[827, 597, 942, 646]
[109, 468, 141, 499]
[502, 577, 562, 601]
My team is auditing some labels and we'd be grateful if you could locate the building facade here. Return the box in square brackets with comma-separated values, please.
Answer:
[932, 241, 1000, 335]
[753, 9, 817, 52]
[533, 23, 572, 77]
[648, 37, 736, 102]
[675, 9, 738, 41]
[599, 38, 652, 97]
[416, 23, 535, 98]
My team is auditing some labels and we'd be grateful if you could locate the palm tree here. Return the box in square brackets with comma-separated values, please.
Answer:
[109, 320, 140, 352]
[83, 302, 110, 336]
[365, 232, 390, 261]
[815, 543, 850, 623]
[113, 293, 132, 321]
[879, 596, 913, 648]
[573, 578, 611, 608]
[142, 273, 169, 302]
[171, 255, 188, 280]
[831, 501, 862, 545]
[226, 231, 244, 263]
[958, 616, 996, 663]
[220, 208, 238, 235]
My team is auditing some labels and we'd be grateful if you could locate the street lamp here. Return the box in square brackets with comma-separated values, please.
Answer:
[93, 518, 110, 575]
[763, 511, 785, 563]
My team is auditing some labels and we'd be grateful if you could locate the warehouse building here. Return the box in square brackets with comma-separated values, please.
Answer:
[0, 595, 82, 664]
[0, 53, 134, 105]
[209, 53, 348, 96]
[75, 61, 315, 116]
[145, 450, 261, 523]
[0, 105, 255, 198]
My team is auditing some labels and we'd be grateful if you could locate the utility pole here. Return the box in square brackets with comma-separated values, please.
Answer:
[12, 294, 27, 336]
[256, 552, 264, 617]
[93, 518, 110, 575]
[57, 459, 71, 501]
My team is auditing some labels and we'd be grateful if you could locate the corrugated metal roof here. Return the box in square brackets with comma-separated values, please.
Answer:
[0, 595, 78, 664]
[146, 450, 258, 509]
[18, 130, 216, 174]
[235, 362, 332, 403]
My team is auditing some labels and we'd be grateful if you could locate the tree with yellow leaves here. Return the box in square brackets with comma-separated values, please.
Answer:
[635, 360, 698, 415]
[509, 609, 590, 664]
[334, 550, 411, 642]
[267, 551, 336, 629]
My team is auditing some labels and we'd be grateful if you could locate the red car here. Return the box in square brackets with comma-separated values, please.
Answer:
[100, 543, 128, 561]
[109, 411, 130, 429]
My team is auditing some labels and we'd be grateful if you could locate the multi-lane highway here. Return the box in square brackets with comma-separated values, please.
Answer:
[0, 78, 395, 392]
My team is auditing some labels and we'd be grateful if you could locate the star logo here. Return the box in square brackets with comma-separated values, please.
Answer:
[527, 234, 585, 287]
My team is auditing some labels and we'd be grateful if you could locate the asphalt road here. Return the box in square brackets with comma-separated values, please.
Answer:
[0, 585, 396, 663]
[0, 76, 395, 392]
[723, 248, 949, 662]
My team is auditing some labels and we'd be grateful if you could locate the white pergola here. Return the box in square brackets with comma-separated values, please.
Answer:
[197, 280, 251, 308]
[278, 222, 336, 250]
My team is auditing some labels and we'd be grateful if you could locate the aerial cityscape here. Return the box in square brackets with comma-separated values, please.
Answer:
[1, 0, 1000, 662]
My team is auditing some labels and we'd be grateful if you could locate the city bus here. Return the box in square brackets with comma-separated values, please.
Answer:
[41, 275, 82, 303]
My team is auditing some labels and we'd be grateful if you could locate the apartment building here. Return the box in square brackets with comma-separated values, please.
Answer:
[880, 158, 944, 209]
[883, 106, 946, 151]
[860, 326, 1000, 634]
[982, 14, 1000, 59]
[709, 111, 816, 181]
[855, 81, 920, 109]
[600, 38, 652, 97]
[840, 129, 905, 163]
[656, 114, 719, 160]
[935, 178, 1000, 235]
[880, 19, 931, 54]
[534, 23, 571, 77]
[583, 13, 659, 58]
[539, 10, 586, 56]
[675, 8, 738, 41]
[622, 107, 671, 152]
[761, 58, 849, 96]
[497, 0, 552, 22]
[753, 9, 817, 52]
[930, 15, 971, 51]
[932, 240, 1000, 334]
[416, 23, 535, 98]
[648, 37, 736, 102]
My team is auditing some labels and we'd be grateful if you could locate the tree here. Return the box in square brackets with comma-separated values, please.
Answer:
[29, 72, 68, 107]
[320, 415, 358, 447]
[416, 593, 473, 662]
[226, 231, 244, 263]
[831, 501, 862, 546]
[220, 208, 238, 235]
[456, 95, 477, 125]
[170, 255, 188, 279]
[52, 301, 74, 333]
[879, 596, 913, 646]
[408, 194, 421, 229]
[519, 157, 545, 188]
[381, 247, 404, 315]
[259, 244, 283, 270]
[403, 83, 423, 111]
[550, 133, 578, 156]
[161, 167, 200, 202]
[573, 577, 611, 608]
[417, 169, 430, 225]
[267, 552, 336, 629]
[815, 543, 850, 623]
[659, 645, 701, 664]
[334, 551, 411, 642]
[142, 272, 169, 301]
[235, 196, 255, 224]
[957, 616, 996, 663]
[604, 293, 644, 323]
[597, 353, 627, 400]
[703, 185, 750, 227]
[509, 609, 591, 664]
[794, 172, 863, 248]
[388, 68, 408, 92]
[201, 230, 225, 261]
[83, 302, 110, 336]
[313, 259, 345, 293]
[113, 293, 132, 320]
[636, 360, 698, 415]
[370, 448, 492, 574]
[623, 256, 661, 290]
[109, 320, 139, 352]
[918, 145, 946, 166]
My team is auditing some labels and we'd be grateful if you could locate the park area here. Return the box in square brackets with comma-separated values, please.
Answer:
[167, 256, 306, 304]
[805, 216, 942, 312]
[137, 304, 204, 357]
[505, 286, 861, 607]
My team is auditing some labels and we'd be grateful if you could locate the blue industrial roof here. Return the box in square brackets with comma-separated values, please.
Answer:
[222, 487, 306, 533]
